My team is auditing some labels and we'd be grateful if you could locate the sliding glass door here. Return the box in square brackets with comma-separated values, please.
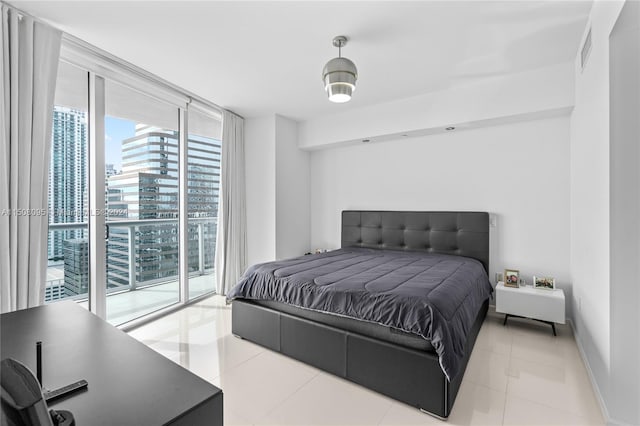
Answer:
[104, 80, 181, 324]
[187, 110, 221, 299]
[46, 56, 221, 326]
[45, 62, 89, 303]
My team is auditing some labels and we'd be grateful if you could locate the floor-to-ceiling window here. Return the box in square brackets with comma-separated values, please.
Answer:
[188, 110, 221, 299]
[104, 80, 182, 324]
[46, 49, 221, 326]
[45, 61, 89, 303]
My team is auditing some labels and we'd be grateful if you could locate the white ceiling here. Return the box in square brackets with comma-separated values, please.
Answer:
[12, 1, 592, 121]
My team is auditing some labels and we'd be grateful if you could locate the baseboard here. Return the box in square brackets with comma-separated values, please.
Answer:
[567, 319, 616, 425]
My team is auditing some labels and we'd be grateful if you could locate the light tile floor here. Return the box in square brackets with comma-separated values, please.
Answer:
[77, 273, 215, 325]
[128, 296, 605, 426]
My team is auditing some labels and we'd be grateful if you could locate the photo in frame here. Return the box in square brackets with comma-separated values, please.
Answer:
[533, 276, 555, 290]
[504, 269, 520, 288]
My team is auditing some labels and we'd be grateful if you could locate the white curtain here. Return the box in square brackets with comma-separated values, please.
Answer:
[0, 6, 62, 313]
[215, 110, 247, 295]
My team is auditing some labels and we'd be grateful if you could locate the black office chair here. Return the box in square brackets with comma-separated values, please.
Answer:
[1, 359, 74, 426]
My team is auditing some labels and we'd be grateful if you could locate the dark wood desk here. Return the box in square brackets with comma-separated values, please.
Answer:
[1, 301, 223, 426]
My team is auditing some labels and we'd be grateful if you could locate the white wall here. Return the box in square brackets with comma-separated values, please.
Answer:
[609, 3, 640, 423]
[245, 117, 276, 265]
[310, 116, 571, 311]
[569, 1, 625, 423]
[275, 115, 310, 259]
[245, 115, 310, 266]
[607, 1, 640, 424]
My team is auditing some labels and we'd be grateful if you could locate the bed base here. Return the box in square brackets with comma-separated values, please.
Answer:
[231, 298, 489, 419]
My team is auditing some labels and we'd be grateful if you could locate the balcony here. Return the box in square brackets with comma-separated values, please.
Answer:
[46, 218, 216, 326]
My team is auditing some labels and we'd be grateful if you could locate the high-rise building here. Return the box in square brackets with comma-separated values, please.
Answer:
[106, 124, 220, 289]
[44, 280, 65, 301]
[63, 238, 89, 297]
[48, 107, 88, 261]
[44, 264, 65, 301]
[45, 117, 219, 300]
[186, 133, 219, 275]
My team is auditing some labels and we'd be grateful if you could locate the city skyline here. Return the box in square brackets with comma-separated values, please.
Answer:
[46, 109, 221, 302]
[48, 106, 88, 262]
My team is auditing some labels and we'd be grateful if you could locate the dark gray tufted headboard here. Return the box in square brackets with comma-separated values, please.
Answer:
[341, 211, 490, 273]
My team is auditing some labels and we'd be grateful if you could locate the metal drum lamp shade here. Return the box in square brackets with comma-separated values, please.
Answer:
[323, 36, 358, 103]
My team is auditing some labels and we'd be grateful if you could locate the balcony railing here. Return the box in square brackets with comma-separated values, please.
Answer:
[46, 217, 216, 302]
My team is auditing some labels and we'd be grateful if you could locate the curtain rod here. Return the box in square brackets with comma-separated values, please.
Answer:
[1, 0, 244, 120]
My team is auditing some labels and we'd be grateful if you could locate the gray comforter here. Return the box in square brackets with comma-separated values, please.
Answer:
[227, 247, 492, 381]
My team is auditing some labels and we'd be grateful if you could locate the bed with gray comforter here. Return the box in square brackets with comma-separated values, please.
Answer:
[229, 210, 492, 418]
[227, 247, 492, 381]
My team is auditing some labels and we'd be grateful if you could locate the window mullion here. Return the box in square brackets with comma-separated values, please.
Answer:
[88, 72, 107, 318]
[178, 108, 189, 303]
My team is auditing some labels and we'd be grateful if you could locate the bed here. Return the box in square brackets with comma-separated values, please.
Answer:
[228, 211, 492, 419]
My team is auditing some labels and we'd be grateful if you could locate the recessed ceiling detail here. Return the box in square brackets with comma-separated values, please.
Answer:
[10, 1, 592, 120]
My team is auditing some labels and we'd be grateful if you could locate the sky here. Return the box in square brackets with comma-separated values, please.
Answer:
[105, 116, 135, 171]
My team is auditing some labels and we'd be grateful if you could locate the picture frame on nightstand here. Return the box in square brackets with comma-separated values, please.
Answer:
[504, 269, 520, 288]
[533, 276, 555, 290]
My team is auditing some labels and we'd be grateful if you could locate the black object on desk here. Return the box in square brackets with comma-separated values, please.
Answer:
[1, 301, 223, 426]
[43, 379, 88, 403]
[35, 339, 88, 403]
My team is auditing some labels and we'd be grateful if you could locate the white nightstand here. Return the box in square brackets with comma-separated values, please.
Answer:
[495, 282, 565, 335]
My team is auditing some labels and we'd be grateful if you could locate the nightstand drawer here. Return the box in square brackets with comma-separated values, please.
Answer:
[496, 282, 565, 324]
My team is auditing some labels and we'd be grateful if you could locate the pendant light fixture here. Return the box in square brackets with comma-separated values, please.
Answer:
[322, 36, 358, 103]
